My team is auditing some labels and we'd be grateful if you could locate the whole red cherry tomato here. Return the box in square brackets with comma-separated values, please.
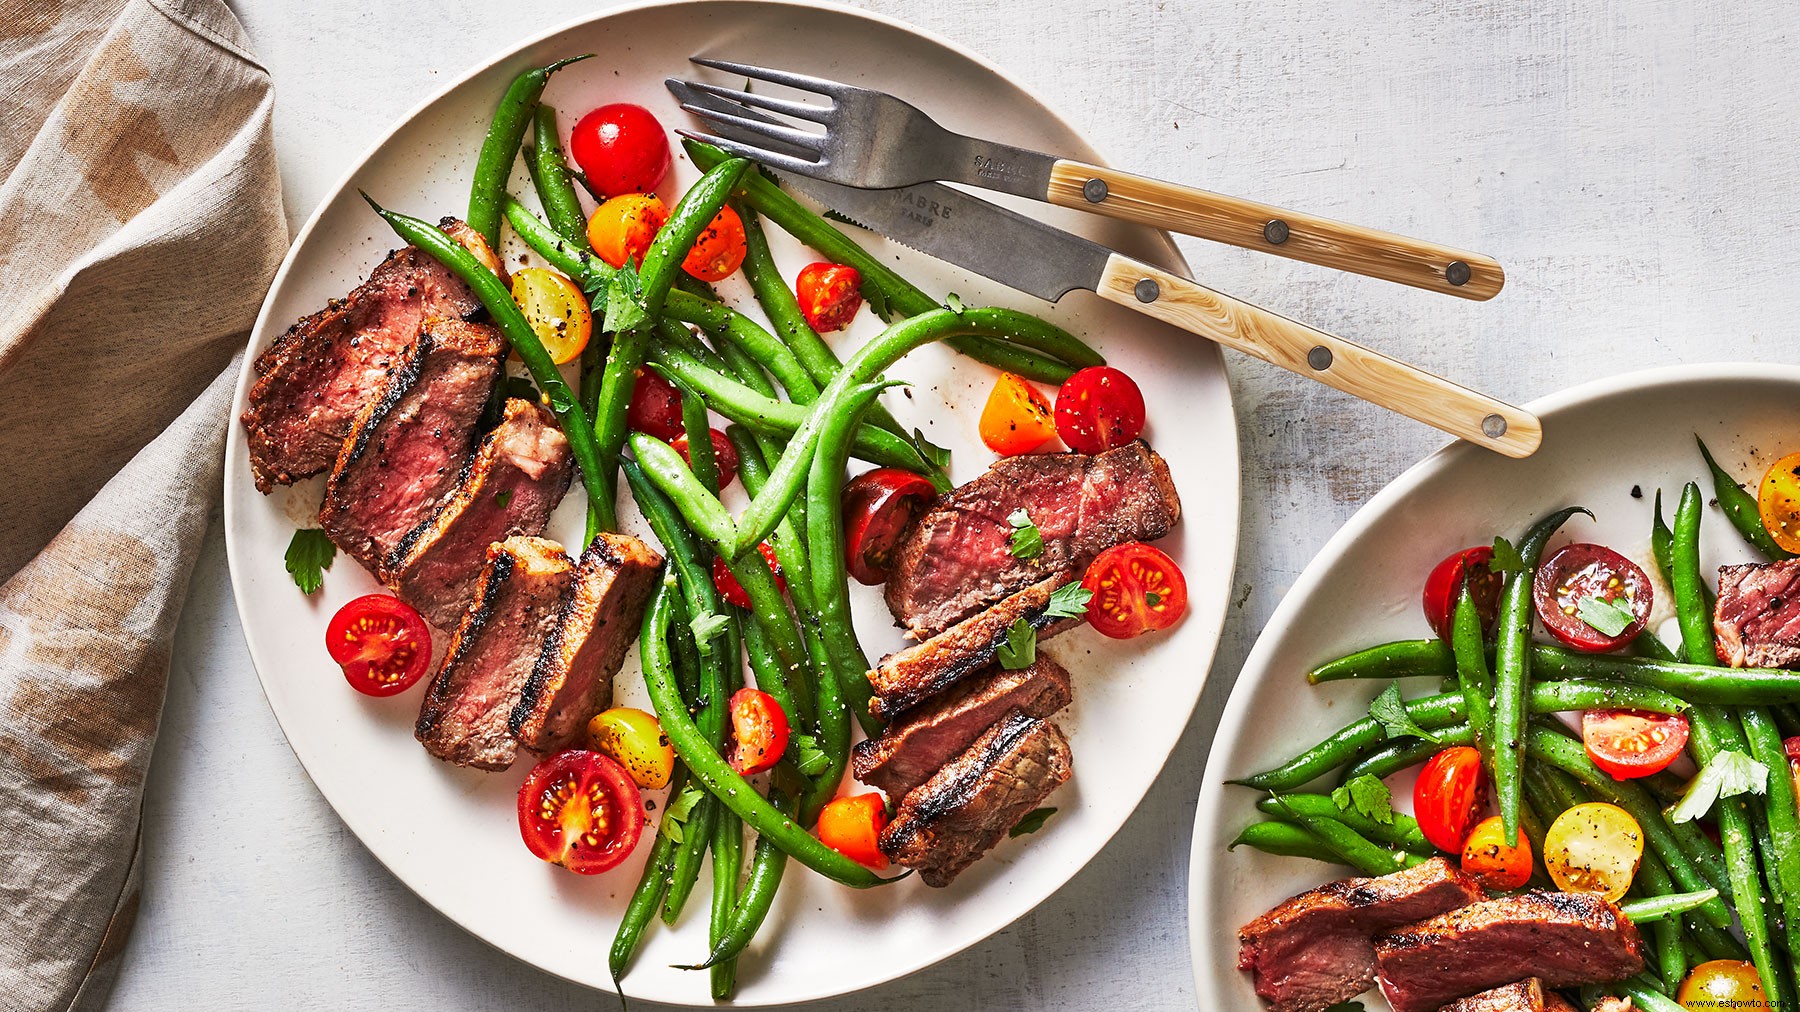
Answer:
[569, 103, 671, 198]
[796, 262, 864, 332]
[1054, 366, 1146, 454]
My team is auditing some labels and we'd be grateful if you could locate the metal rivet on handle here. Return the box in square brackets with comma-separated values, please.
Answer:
[1307, 346, 1333, 370]
[1083, 178, 1109, 203]
[1482, 413, 1507, 438]
[1446, 260, 1472, 286]
[1134, 278, 1160, 303]
[1263, 219, 1290, 245]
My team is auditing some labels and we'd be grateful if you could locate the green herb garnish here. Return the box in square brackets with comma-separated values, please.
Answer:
[1008, 509, 1044, 560]
[284, 529, 337, 595]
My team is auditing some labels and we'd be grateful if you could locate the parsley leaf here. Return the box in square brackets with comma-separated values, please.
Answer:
[1369, 684, 1441, 742]
[494, 489, 514, 509]
[1577, 595, 1636, 637]
[1043, 581, 1093, 620]
[1146, 591, 1163, 607]
[862, 281, 896, 323]
[284, 529, 336, 595]
[944, 292, 965, 314]
[791, 733, 831, 777]
[1008, 509, 1044, 560]
[659, 782, 706, 843]
[1009, 807, 1058, 838]
[1330, 774, 1396, 826]
[996, 617, 1037, 670]
[690, 611, 730, 647]
[1490, 536, 1526, 577]
[502, 374, 540, 404]
[1672, 750, 1769, 823]
[602, 259, 648, 334]
[912, 428, 951, 471]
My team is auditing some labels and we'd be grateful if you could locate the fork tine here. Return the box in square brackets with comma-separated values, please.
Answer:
[679, 79, 834, 124]
[679, 102, 827, 155]
[688, 56, 854, 99]
[674, 129, 823, 176]
[668, 79, 818, 160]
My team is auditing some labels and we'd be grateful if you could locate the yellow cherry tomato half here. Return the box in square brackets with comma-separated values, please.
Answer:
[509, 268, 592, 365]
[584, 707, 674, 790]
[1460, 815, 1533, 891]
[1543, 802, 1642, 902]
[1758, 451, 1800, 554]
[979, 371, 1057, 456]
[1677, 960, 1770, 1011]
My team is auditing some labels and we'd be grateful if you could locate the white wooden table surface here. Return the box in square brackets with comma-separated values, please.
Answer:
[110, 1, 1800, 1008]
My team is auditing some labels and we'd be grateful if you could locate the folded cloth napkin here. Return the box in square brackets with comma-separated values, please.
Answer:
[0, 0, 285, 1008]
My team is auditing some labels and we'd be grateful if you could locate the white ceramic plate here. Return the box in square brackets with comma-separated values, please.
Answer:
[224, 1, 1239, 1004]
[1188, 363, 1800, 1009]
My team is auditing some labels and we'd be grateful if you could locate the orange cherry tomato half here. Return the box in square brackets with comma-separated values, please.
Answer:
[1785, 736, 1800, 803]
[817, 793, 889, 868]
[1531, 543, 1652, 652]
[588, 192, 668, 268]
[1678, 960, 1770, 1010]
[795, 262, 864, 333]
[672, 427, 738, 489]
[1080, 542, 1188, 638]
[841, 467, 937, 585]
[1758, 451, 1800, 555]
[1460, 815, 1533, 891]
[568, 103, 671, 199]
[510, 267, 592, 365]
[325, 594, 432, 696]
[516, 749, 644, 875]
[1054, 366, 1146, 455]
[712, 543, 784, 609]
[682, 205, 747, 282]
[979, 372, 1057, 456]
[1582, 708, 1690, 779]
[626, 366, 683, 441]
[727, 688, 790, 776]
[1421, 546, 1504, 641]
[1414, 746, 1488, 853]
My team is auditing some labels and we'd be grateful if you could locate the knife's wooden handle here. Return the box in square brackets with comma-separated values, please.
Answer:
[1049, 161, 1504, 301]
[1095, 254, 1539, 457]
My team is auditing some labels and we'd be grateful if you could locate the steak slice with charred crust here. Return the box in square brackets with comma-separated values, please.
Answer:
[1236, 857, 1485, 1012]
[385, 399, 573, 629]
[416, 537, 572, 770]
[1441, 980, 1578, 1012]
[318, 319, 504, 575]
[1372, 893, 1643, 1012]
[1715, 558, 1800, 667]
[242, 236, 485, 492]
[868, 573, 1080, 720]
[854, 657, 1071, 799]
[508, 533, 663, 753]
[878, 710, 1071, 886]
[884, 442, 1180, 638]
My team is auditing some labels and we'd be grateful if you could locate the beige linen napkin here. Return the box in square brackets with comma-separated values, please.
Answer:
[0, 0, 285, 1009]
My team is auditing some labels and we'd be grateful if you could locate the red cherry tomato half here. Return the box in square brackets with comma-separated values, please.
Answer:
[1582, 709, 1690, 780]
[568, 103, 671, 199]
[796, 262, 864, 333]
[325, 594, 432, 696]
[1054, 366, 1146, 455]
[673, 428, 739, 490]
[681, 205, 747, 282]
[1785, 736, 1800, 802]
[1080, 542, 1189, 638]
[1421, 546, 1504, 641]
[817, 792, 888, 868]
[1532, 543, 1652, 652]
[841, 468, 937, 585]
[728, 688, 790, 776]
[516, 749, 645, 875]
[626, 367, 683, 441]
[712, 543, 784, 609]
[1415, 746, 1489, 853]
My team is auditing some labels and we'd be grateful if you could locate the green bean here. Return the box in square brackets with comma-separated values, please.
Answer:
[1229, 820, 1342, 864]
[1775, 703, 1800, 738]
[467, 55, 589, 246]
[807, 383, 887, 739]
[1620, 979, 1689, 1012]
[1451, 584, 1495, 770]
[1340, 724, 1475, 783]
[684, 790, 791, 971]
[1254, 794, 1433, 855]
[1632, 629, 1681, 662]
[367, 200, 613, 534]
[1494, 506, 1590, 838]
[678, 378, 721, 495]
[1266, 796, 1412, 876]
[1306, 639, 1453, 684]
[609, 761, 687, 985]
[1743, 706, 1800, 937]
[1671, 482, 1717, 664]
[1628, 850, 1695, 991]
[506, 194, 611, 281]
[1687, 705, 1784, 998]
[727, 430, 818, 730]
[639, 582, 898, 887]
[1620, 890, 1722, 923]
[674, 283, 819, 401]
[707, 637, 745, 1000]
[664, 794, 718, 925]
[1652, 488, 1714, 629]
[631, 433, 740, 550]
[525, 103, 590, 250]
[1699, 435, 1792, 560]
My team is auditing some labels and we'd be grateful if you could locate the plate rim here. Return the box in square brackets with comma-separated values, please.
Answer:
[223, 0, 1243, 1004]
[1185, 359, 1800, 1007]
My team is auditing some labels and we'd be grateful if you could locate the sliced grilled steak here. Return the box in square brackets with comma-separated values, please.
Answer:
[884, 442, 1180, 638]
[509, 533, 663, 753]
[415, 537, 572, 770]
[1715, 559, 1800, 667]
[1372, 893, 1643, 1012]
[385, 398, 573, 629]
[877, 710, 1071, 886]
[318, 319, 504, 576]
[853, 656, 1071, 798]
[869, 573, 1080, 720]
[1236, 857, 1484, 1012]
[1440, 980, 1579, 1012]
[242, 238, 484, 492]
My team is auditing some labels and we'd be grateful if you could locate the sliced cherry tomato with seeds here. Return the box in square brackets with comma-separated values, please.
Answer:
[569, 103, 671, 199]
[588, 192, 668, 269]
[1531, 543, 1652, 652]
[673, 427, 738, 489]
[712, 543, 784, 609]
[1582, 708, 1689, 779]
[325, 594, 432, 696]
[1543, 801, 1642, 902]
[1054, 366, 1146, 454]
[681, 205, 747, 282]
[817, 793, 888, 869]
[1461, 815, 1533, 891]
[626, 367, 683, 441]
[1414, 746, 1488, 853]
[796, 262, 864, 333]
[516, 749, 644, 875]
[841, 468, 937, 585]
[1422, 546, 1504, 641]
[1081, 542, 1188, 638]
[1758, 451, 1800, 555]
[727, 688, 790, 776]
[979, 372, 1057, 456]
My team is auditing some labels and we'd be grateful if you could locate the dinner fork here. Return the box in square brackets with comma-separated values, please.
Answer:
[672, 57, 1505, 301]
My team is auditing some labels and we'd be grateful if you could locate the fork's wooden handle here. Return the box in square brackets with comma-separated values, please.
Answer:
[1095, 255, 1539, 456]
[1049, 161, 1505, 301]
